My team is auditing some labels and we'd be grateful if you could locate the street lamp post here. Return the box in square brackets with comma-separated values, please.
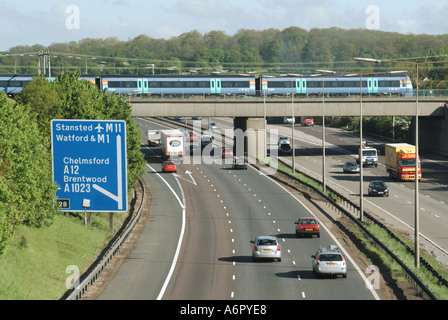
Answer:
[359, 73, 364, 222]
[291, 82, 295, 173]
[286, 74, 304, 174]
[316, 70, 337, 194]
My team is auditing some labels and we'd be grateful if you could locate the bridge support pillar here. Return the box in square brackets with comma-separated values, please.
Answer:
[419, 107, 448, 156]
[233, 117, 267, 161]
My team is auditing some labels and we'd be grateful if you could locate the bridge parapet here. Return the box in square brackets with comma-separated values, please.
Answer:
[130, 97, 447, 118]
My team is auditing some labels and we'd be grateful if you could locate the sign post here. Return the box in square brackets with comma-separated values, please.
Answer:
[51, 119, 128, 213]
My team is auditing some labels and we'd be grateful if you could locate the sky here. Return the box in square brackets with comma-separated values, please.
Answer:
[1, 0, 448, 51]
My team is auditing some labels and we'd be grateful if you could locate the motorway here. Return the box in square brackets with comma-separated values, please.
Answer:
[98, 117, 379, 300]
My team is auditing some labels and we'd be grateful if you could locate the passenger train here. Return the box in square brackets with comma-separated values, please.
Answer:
[0, 73, 413, 97]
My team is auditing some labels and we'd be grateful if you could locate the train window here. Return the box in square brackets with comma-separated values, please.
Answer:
[108, 81, 137, 88]
[379, 80, 400, 87]
[307, 81, 321, 88]
[149, 81, 161, 88]
[221, 81, 249, 88]
[197, 81, 209, 88]
[268, 81, 292, 88]
[148, 80, 210, 88]
[162, 82, 174, 87]
[0, 80, 30, 87]
[342, 81, 357, 87]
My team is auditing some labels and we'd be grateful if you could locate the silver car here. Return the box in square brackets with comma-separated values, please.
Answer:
[311, 245, 347, 278]
[343, 161, 360, 173]
[251, 236, 281, 262]
[278, 136, 290, 144]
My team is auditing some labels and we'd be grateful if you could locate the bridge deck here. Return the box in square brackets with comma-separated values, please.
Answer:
[130, 97, 447, 117]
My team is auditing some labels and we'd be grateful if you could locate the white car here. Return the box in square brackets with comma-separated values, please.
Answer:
[312, 245, 347, 278]
[283, 117, 295, 124]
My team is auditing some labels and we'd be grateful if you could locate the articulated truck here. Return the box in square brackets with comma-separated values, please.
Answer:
[385, 143, 421, 181]
[160, 130, 184, 162]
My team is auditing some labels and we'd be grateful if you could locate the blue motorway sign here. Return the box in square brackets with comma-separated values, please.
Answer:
[51, 119, 128, 212]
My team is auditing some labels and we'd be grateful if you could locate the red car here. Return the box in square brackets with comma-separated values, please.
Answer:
[162, 161, 177, 173]
[295, 217, 320, 238]
[222, 147, 233, 158]
[189, 132, 199, 142]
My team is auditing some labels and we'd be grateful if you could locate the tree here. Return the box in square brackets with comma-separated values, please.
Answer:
[16, 75, 61, 137]
[0, 92, 59, 255]
[54, 70, 105, 119]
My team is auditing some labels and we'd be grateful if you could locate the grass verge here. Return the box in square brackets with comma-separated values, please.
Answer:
[0, 212, 125, 300]
[360, 222, 448, 299]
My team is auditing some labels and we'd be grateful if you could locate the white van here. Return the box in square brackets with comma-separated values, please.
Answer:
[283, 117, 295, 124]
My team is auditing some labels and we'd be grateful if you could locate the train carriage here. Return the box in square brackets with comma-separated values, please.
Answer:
[260, 74, 413, 97]
[0, 75, 33, 94]
[100, 75, 256, 97]
[0, 75, 96, 96]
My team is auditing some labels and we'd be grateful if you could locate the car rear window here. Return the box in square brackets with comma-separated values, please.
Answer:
[300, 219, 316, 224]
[320, 254, 343, 261]
[258, 239, 277, 246]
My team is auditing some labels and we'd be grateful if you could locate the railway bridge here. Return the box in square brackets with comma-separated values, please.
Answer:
[130, 96, 448, 156]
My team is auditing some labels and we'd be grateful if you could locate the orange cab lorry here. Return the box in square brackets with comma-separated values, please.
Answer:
[385, 143, 421, 181]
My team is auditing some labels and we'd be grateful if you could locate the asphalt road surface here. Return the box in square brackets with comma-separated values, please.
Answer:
[98, 118, 378, 300]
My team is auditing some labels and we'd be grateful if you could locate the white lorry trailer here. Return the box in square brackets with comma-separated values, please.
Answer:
[160, 129, 184, 162]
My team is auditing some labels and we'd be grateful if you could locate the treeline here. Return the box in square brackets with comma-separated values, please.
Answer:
[3, 27, 448, 86]
[0, 71, 146, 256]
